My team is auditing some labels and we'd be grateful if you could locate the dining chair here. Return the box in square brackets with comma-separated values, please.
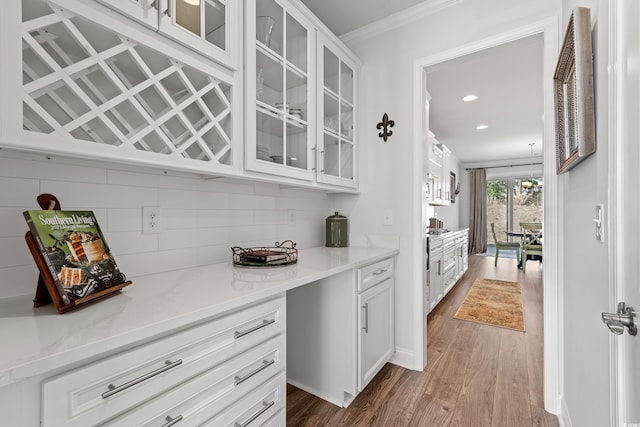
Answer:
[520, 222, 543, 272]
[490, 223, 521, 267]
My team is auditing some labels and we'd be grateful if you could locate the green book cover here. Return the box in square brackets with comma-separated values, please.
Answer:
[23, 210, 125, 303]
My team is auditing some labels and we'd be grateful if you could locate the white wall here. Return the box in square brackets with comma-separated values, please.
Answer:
[0, 150, 330, 300]
[559, 1, 611, 426]
[338, 0, 560, 370]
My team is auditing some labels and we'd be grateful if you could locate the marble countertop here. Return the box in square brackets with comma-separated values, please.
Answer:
[0, 246, 398, 388]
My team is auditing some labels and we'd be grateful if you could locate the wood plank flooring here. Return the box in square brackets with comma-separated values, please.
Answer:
[286, 254, 560, 427]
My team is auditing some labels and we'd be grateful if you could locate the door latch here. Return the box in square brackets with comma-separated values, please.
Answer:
[602, 302, 637, 336]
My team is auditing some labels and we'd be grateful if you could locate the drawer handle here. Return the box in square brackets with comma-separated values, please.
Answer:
[101, 359, 183, 399]
[234, 359, 275, 386]
[234, 400, 275, 427]
[161, 415, 183, 427]
[234, 319, 276, 339]
[372, 268, 388, 276]
[362, 303, 369, 333]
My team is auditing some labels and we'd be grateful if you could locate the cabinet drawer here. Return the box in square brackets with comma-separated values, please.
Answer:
[357, 257, 393, 292]
[42, 296, 285, 427]
[105, 335, 286, 426]
[201, 372, 286, 426]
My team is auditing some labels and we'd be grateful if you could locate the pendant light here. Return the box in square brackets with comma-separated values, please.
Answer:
[521, 143, 535, 192]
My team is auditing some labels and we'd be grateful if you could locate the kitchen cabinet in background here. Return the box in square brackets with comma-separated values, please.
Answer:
[425, 131, 451, 206]
[427, 229, 468, 314]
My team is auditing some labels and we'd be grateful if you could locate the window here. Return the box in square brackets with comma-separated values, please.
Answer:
[487, 177, 543, 242]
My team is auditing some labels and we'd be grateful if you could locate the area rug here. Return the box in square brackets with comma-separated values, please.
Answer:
[454, 278, 525, 332]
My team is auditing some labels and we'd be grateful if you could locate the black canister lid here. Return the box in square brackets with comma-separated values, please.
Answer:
[326, 211, 347, 221]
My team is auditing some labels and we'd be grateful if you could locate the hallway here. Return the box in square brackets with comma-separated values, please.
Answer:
[286, 254, 559, 426]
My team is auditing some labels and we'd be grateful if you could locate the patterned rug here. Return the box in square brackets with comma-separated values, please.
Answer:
[454, 278, 525, 332]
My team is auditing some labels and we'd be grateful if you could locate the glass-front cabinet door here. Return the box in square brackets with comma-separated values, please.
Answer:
[245, 0, 315, 181]
[317, 34, 358, 188]
[159, 0, 239, 69]
[94, 0, 160, 28]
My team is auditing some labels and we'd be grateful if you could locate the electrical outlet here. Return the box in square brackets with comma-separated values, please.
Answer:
[383, 209, 393, 225]
[142, 206, 162, 234]
[287, 209, 296, 226]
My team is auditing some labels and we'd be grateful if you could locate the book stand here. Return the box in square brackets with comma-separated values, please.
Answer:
[25, 194, 132, 313]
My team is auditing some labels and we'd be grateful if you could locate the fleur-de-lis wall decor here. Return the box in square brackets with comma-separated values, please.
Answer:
[377, 113, 395, 142]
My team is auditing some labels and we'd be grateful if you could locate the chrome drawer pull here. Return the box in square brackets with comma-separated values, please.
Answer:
[234, 400, 275, 427]
[234, 319, 275, 339]
[101, 359, 183, 399]
[362, 303, 369, 333]
[372, 268, 388, 276]
[234, 359, 275, 386]
[161, 415, 183, 427]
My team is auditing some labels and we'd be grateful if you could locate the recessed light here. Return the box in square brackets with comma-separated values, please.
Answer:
[476, 124, 488, 130]
[462, 95, 478, 102]
[183, 0, 200, 5]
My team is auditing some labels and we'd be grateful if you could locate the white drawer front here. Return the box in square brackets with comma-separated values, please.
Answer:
[201, 372, 286, 426]
[105, 335, 286, 426]
[357, 257, 393, 292]
[42, 296, 285, 427]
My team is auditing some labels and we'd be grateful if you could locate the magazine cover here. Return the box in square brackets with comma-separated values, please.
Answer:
[23, 210, 126, 304]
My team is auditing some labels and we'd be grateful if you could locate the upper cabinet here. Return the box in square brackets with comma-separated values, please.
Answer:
[2, 0, 241, 176]
[94, 0, 240, 70]
[2, 0, 360, 191]
[426, 131, 450, 206]
[245, 0, 360, 190]
[316, 34, 358, 189]
[244, 0, 315, 182]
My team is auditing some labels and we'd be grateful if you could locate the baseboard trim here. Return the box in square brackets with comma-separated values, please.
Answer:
[558, 394, 572, 427]
[389, 347, 416, 370]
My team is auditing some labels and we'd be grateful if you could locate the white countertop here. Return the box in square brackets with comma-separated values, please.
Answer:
[0, 246, 398, 388]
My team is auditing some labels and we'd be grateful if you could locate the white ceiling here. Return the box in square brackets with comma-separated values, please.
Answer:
[300, 0, 545, 164]
[427, 34, 544, 163]
[299, 0, 429, 36]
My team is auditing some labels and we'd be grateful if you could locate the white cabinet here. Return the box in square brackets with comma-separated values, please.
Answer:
[244, 0, 316, 181]
[455, 229, 469, 280]
[442, 235, 457, 294]
[41, 295, 286, 426]
[3, 0, 241, 176]
[244, 0, 360, 189]
[286, 257, 394, 407]
[357, 258, 394, 390]
[428, 236, 444, 312]
[427, 229, 468, 313]
[316, 34, 358, 189]
[94, 0, 240, 69]
[426, 131, 450, 206]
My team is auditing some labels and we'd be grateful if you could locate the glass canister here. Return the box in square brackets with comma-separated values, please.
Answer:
[325, 212, 348, 247]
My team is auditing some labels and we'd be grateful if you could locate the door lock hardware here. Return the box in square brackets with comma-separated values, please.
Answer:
[601, 302, 637, 336]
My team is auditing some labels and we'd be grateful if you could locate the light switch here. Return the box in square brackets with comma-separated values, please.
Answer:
[594, 204, 604, 242]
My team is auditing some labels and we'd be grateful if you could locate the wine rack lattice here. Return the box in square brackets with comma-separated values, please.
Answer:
[22, 3, 233, 165]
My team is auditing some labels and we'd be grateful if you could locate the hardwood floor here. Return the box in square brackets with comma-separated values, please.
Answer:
[286, 254, 559, 427]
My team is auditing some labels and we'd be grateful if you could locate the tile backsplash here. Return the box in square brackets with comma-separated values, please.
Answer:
[0, 151, 329, 299]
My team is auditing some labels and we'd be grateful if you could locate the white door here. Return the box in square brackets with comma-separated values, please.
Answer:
[609, 0, 640, 424]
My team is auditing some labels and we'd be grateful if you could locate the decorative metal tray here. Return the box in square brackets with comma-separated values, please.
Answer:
[231, 240, 297, 267]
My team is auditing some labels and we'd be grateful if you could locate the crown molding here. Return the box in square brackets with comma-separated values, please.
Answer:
[340, 0, 463, 45]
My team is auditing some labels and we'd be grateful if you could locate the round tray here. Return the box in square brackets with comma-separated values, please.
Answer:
[231, 240, 297, 268]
